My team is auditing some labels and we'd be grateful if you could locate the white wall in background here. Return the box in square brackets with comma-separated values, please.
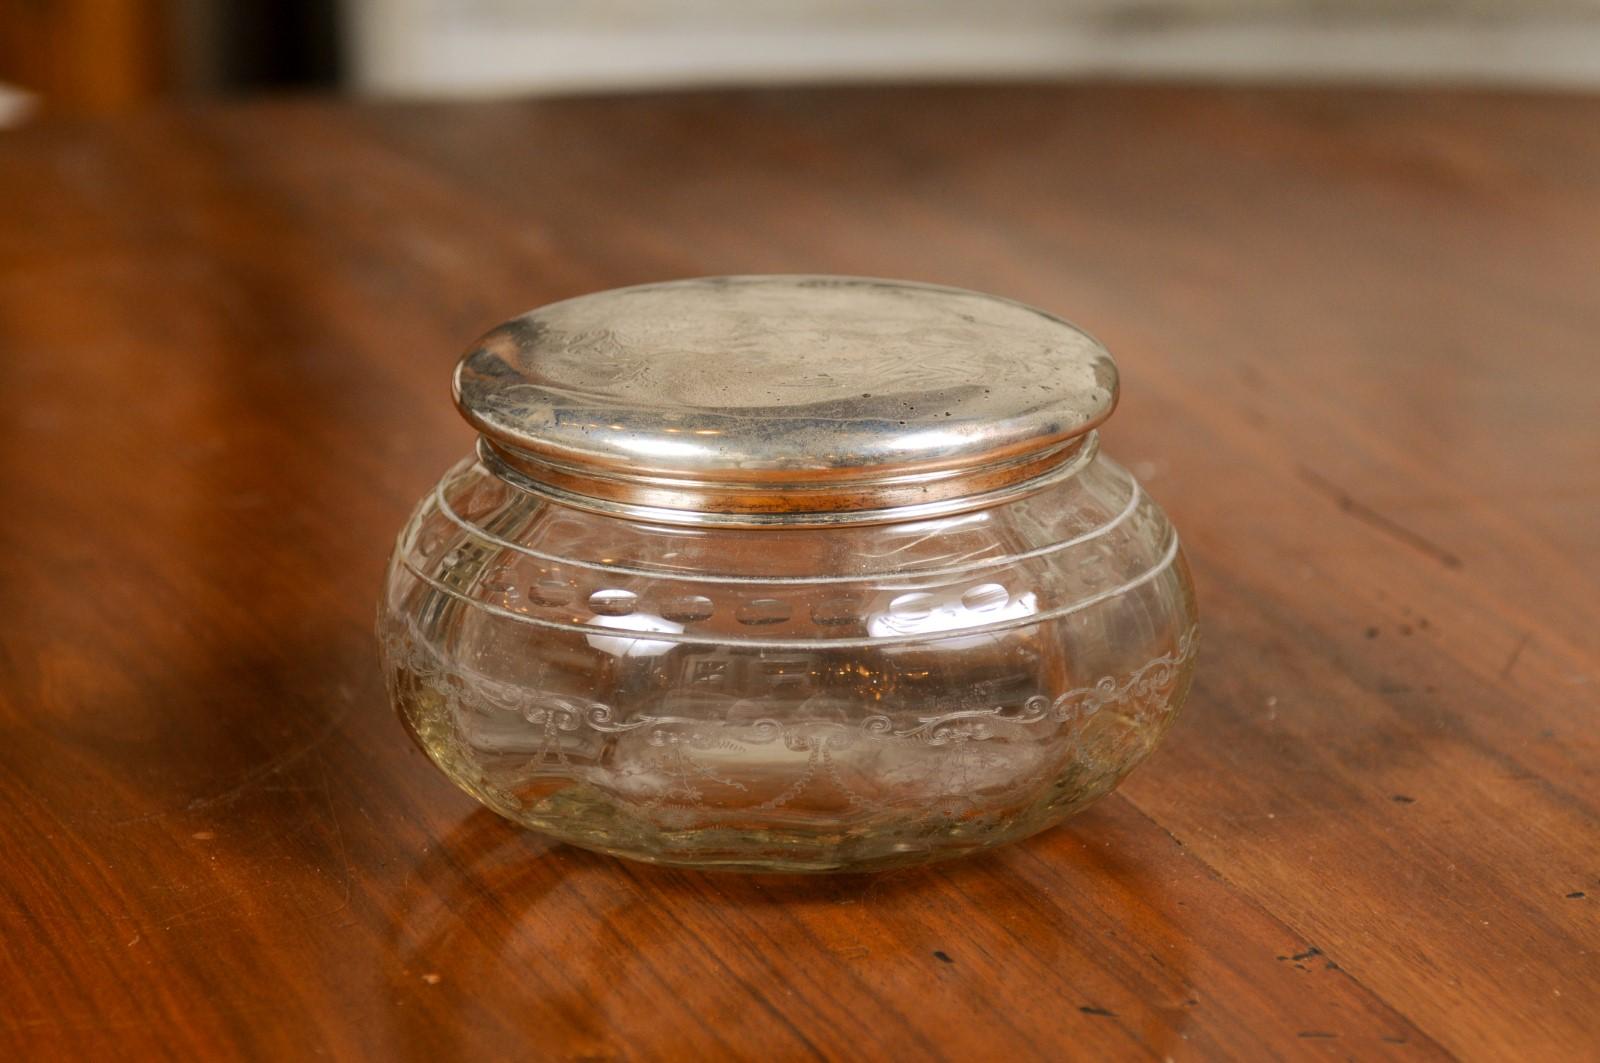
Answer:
[347, 0, 1600, 96]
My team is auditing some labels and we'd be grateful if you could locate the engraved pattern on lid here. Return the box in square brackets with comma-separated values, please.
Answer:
[454, 276, 1117, 520]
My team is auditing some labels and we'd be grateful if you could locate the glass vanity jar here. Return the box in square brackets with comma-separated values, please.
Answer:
[378, 276, 1197, 872]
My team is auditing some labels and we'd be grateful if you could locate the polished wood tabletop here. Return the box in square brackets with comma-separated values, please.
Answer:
[1, 83, 1596, 1061]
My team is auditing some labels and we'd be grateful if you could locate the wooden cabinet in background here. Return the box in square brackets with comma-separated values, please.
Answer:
[0, 0, 169, 115]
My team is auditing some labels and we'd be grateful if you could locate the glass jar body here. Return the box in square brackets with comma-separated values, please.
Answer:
[378, 444, 1196, 872]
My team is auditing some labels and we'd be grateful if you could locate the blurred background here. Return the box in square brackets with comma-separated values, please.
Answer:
[3, 0, 1598, 122]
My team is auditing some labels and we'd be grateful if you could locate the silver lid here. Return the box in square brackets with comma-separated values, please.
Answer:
[454, 276, 1117, 526]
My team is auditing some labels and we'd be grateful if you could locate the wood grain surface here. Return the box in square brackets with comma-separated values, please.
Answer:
[0, 84, 1596, 1061]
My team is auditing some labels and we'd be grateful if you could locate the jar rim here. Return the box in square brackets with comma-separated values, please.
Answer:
[435, 447, 1143, 585]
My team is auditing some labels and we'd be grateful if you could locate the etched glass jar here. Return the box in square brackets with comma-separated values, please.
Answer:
[378, 276, 1197, 872]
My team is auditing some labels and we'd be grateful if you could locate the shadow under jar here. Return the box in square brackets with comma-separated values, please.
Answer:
[379, 276, 1197, 872]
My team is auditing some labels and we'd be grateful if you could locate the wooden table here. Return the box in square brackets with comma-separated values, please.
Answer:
[2, 84, 1596, 1061]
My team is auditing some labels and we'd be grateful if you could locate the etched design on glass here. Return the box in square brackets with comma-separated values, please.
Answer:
[381, 622, 1197, 817]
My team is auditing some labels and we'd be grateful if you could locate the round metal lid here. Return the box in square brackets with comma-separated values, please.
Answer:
[454, 276, 1118, 525]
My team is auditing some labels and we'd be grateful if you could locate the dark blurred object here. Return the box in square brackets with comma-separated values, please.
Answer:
[0, 0, 341, 117]
[174, 0, 341, 96]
